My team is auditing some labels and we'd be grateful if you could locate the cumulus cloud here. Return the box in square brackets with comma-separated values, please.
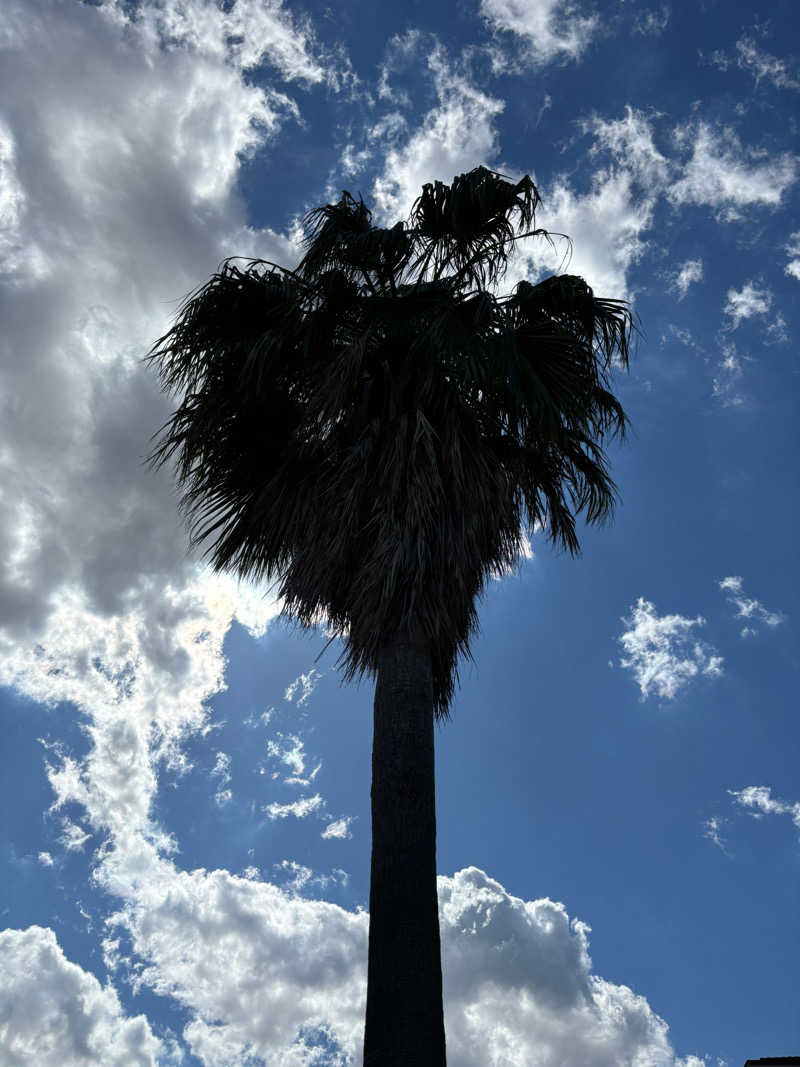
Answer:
[0, 926, 167, 1065]
[102, 853, 704, 1067]
[0, 549, 703, 1066]
[439, 868, 704, 1067]
[670, 258, 704, 299]
[723, 282, 773, 328]
[4, 577, 703, 1065]
[479, 0, 600, 68]
[718, 576, 784, 634]
[0, 0, 308, 656]
[619, 597, 724, 700]
[4, 575, 278, 880]
[0, 5, 742, 1064]
[669, 122, 797, 218]
[103, 851, 368, 1065]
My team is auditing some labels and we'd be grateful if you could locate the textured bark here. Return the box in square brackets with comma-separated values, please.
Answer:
[363, 631, 446, 1066]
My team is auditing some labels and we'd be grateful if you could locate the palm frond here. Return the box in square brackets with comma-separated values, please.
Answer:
[408, 166, 544, 287]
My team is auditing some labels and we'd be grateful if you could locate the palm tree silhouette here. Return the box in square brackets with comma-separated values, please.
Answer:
[147, 166, 634, 1066]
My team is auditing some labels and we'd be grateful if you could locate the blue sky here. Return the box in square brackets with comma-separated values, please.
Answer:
[0, 0, 798, 1064]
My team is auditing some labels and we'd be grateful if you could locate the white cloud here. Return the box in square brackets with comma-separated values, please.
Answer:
[670, 258, 704, 299]
[38, 850, 54, 867]
[511, 108, 666, 299]
[2, 574, 279, 880]
[723, 282, 772, 328]
[59, 817, 93, 853]
[587, 107, 672, 189]
[633, 7, 671, 36]
[267, 733, 306, 776]
[210, 751, 232, 804]
[372, 47, 504, 222]
[322, 817, 354, 840]
[702, 817, 730, 855]
[0, 0, 301, 665]
[0, 926, 167, 1065]
[101, 853, 703, 1067]
[439, 868, 704, 1067]
[0, 6, 744, 1063]
[785, 231, 800, 281]
[718, 575, 784, 634]
[669, 122, 798, 218]
[517, 167, 654, 299]
[734, 36, 800, 91]
[266, 732, 322, 785]
[4, 584, 703, 1065]
[479, 0, 599, 68]
[619, 597, 724, 700]
[211, 751, 231, 781]
[274, 859, 350, 894]
[265, 794, 325, 820]
[765, 311, 788, 343]
[711, 343, 746, 407]
[103, 851, 368, 1065]
[284, 668, 322, 706]
[729, 785, 800, 829]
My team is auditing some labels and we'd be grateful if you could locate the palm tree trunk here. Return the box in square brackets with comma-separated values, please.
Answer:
[363, 629, 446, 1066]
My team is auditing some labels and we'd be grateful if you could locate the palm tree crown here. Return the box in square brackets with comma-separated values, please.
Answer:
[148, 166, 633, 716]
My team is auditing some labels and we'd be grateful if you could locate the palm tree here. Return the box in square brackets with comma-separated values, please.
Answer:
[147, 166, 634, 1066]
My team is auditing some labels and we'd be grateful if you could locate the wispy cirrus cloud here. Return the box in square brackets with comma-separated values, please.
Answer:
[284, 668, 322, 707]
[632, 6, 670, 37]
[711, 344, 746, 407]
[703, 816, 731, 856]
[210, 751, 232, 806]
[711, 34, 800, 91]
[785, 231, 800, 281]
[718, 576, 784, 636]
[266, 732, 322, 786]
[729, 785, 800, 829]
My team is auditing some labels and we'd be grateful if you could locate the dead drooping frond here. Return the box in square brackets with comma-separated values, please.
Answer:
[409, 166, 544, 287]
[147, 167, 635, 716]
